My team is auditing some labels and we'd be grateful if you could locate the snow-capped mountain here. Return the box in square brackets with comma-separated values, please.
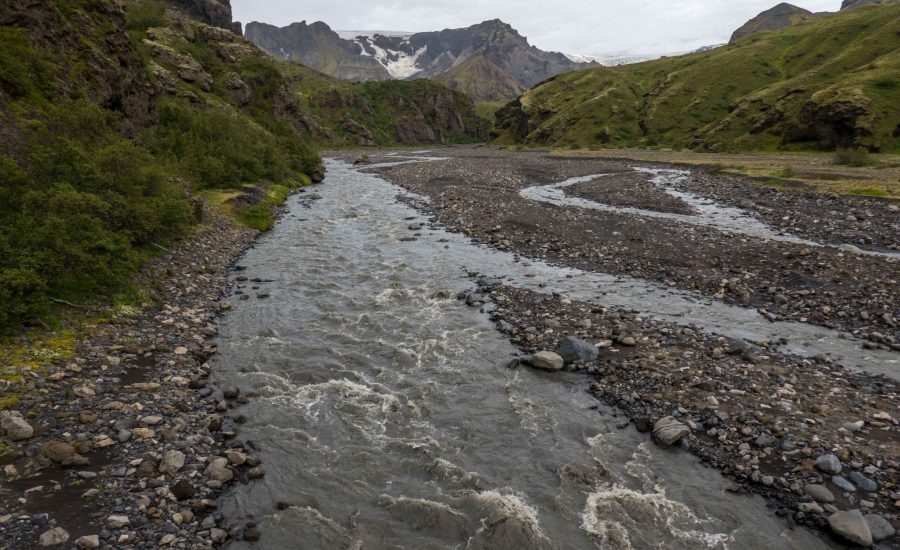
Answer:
[245, 19, 604, 100]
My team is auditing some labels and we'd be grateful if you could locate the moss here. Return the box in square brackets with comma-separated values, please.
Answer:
[852, 186, 890, 197]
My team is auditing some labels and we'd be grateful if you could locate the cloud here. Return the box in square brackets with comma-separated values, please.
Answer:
[231, 0, 841, 55]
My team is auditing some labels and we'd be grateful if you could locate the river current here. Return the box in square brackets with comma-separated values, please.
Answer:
[212, 155, 861, 549]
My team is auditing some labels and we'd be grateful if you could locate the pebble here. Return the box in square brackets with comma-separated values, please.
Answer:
[832, 476, 856, 493]
[816, 454, 842, 474]
[74, 535, 100, 549]
[159, 450, 186, 474]
[865, 514, 896, 542]
[38, 527, 70, 546]
[805, 484, 835, 503]
[652, 416, 689, 447]
[107, 515, 130, 529]
[849, 471, 878, 492]
[0, 410, 35, 441]
[527, 351, 565, 371]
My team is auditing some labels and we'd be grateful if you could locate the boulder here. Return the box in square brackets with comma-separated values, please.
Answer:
[652, 417, 690, 447]
[828, 510, 872, 547]
[527, 351, 564, 371]
[555, 336, 599, 363]
[0, 410, 34, 441]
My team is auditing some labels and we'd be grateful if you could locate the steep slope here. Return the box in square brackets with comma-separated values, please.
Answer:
[729, 3, 814, 43]
[493, 3, 900, 153]
[842, 0, 899, 8]
[244, 19, 595, 100]
[433, 55, 527, 101]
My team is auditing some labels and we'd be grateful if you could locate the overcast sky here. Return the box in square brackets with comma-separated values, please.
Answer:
[231, 0, 841, 55]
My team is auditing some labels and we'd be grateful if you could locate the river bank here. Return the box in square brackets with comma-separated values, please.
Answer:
[0, 190, 317, 547]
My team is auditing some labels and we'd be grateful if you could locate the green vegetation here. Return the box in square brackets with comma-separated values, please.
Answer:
[0, 0, 323, 334]
[493, 3, 900, 154]
[832, 147, 872, 167]
[852, 186, 890, 197]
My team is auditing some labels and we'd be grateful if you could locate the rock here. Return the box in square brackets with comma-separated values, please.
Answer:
[865, 514, 896, 542]
[828, 510, 873, 547]
[620, 336, 636, 347]
[38, 441, 77, 463]
[171, 479, 195, 501]
[223, 385, 240, 399]
[832, 475, 856, 493]
[805, 484, 835, 503]
[652, 417, 690, 447]
[0, 410, 34, 441]
[849, 471, 877, 492]
[141, 415, 163, 425]
[555, 336, 599, 363]
[816, 454, 842, 474]
[38, 527, 70, 546]
[132, 427, 155, 439]
[108, 515, 131, 529]
[210, 528, 228, 543]
[243, 526, 262, 541]
[206, 457, 233, 482]
[174, 346, 189, 355]
[74, 535, 100, 549]
[226, 450, 247, 465]
[159, 450, 186, 474]
[248, 466, 265, 479]
[527, 351, 564, 371]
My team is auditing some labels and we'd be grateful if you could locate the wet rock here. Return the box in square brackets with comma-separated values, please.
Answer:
[816, 454, 842, 474]
[827, 510, 872, 547]
[805, 484, 835, 503]
[652, 416, 689, 447]
[38, 527, 69, 546]
[865, 514, 896, 542]
[223, 385, 240, 399]
[210, 528, 228, 543]
[555, 336, 599, 363]
[248, 466, 265, 479]
[527, 351, 564, 371]
[243, 526, 262, 541]
[159, 450, 186, 474]
[0, 410, 34, 441]
[171, 479, 195, 501]
[206, 457, 234, 482]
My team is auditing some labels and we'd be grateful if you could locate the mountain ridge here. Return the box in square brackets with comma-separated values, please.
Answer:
[244, 19, 597, 100]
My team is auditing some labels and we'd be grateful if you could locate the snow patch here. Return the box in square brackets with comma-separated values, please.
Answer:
[563, 52, 657, 66]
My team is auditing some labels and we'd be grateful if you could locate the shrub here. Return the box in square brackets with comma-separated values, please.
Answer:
[124, 0, 167, 33]
[832, 147, 872, 167]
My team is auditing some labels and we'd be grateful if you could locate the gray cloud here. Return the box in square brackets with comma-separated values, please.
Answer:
[231, 1, 840, 55]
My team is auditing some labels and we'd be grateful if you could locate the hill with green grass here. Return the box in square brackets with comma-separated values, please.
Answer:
[0, 0, 485, 334]
[492, 2, 900, 153]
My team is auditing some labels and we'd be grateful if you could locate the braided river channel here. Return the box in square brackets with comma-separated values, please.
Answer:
[211, 154, 874, 549]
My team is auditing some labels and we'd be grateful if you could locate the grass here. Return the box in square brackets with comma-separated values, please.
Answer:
[493, 3, 900, 154]
[832, 147, 872, 167]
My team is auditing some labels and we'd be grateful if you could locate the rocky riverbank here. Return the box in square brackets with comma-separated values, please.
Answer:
[458, 277, 899, 547]
[367, 147, 900, 347]
[0, 187, 321, 548]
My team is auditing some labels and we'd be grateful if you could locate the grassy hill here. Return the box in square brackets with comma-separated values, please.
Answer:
[492, 2, 900, 153]
[0, 0, 485, 334]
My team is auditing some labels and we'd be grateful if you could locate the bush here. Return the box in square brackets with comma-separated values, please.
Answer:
[832, 147, 872, 167]
[124, 0, 167, 33]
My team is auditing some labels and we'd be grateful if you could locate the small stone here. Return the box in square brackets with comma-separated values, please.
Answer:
[223, 386, 240, 400]
[805, 485, 835, 503]
[174, 346, 189, 355]
[832, 476, 856, 493]
[206, 457, 233, 482]
[74, 535, 100, 549]
[243, 526, 262, 541]
[132, 427, 155, 439]
[849, 471, 878, 492]
[828, 510, 872, 547]
[141, 415, 163, 426]
[248, 466, 265, 479]
[555, 336, 599, 363]
[620, 336, 636, 347]
[159, 450, 186, 474]
[865, 514, 896, 542]
[816, 454, 842, 474]
[160, 534, 176, 545]
[38, 441, 77, 463]
[528, 351, 564, 371]
[210, 528, 228, 543]
[652, 416, 689, 447]
[172, 479, 195, 501]
[226, 450, 247, 466]
[39, 527, 69, 546]
[108, 515, 131, 529]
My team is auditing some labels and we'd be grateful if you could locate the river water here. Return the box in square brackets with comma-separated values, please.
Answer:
[213, 155, 854, 549]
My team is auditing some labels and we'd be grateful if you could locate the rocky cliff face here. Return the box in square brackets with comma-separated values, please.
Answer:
[245, 21, 390, 81]
[729, 3, 813, 43]
[244, 19, 595, 100]
[164, 0, 242, 34]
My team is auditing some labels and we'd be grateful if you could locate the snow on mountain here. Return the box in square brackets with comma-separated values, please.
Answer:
[563, 52, 658, 66]
[341, 32, 427, 79]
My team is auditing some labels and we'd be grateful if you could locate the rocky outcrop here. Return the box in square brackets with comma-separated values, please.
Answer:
[730, 3, 814, 43]
[164, 0, 241, 34]
[842, 0, 899, 8]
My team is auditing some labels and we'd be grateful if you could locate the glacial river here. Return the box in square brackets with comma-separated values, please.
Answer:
[213, 155, 855, 549]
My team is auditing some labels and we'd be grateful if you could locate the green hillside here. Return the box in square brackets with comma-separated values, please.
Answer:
[492, 2, 900, 153]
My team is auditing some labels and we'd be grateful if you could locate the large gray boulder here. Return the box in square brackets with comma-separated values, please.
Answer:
[555, 336, 599, 364]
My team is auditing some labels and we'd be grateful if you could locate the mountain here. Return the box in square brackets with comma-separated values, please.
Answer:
[244, 19, 597, 100]
[842, 0, 899, 8]
[492, 2, 900, 153]
[729, 3, 814, 43]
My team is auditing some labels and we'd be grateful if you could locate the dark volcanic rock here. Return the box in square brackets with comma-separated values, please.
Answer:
[730, 3, 814, 44]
